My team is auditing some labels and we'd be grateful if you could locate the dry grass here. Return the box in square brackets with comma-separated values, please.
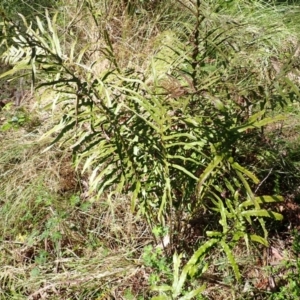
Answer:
[0, 93, 151, 299]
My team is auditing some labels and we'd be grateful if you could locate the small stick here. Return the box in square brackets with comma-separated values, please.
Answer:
[255, 168, 273, 194]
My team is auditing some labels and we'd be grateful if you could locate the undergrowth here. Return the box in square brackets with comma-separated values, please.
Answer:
[0, 0, 300, 299]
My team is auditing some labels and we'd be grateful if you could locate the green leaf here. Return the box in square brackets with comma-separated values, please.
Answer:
[30, 267, 40, 277]
[204, 94, 225, 111]
[169, 163, 198, 180]
[252, 115, 286, 128]
[231, 161, 259, 184]
[224, 178, 236, 194]
[235, 170, 259, 208]
[173, 252, 183, 297]
[206, 231, 223, 238]
[250, 234, 268, 246]
[220, 239, 241, 281]
[237, 115, 286, 132]
[162, 132, 197, 141]
[123, 102, 160, 132]
[244, 233, 250, 254]
[36, 16, 46, 34]
[197, 154, 224, 196]
[151, 285, 172, 292]
[284, 77, 300, 97]
[76, 44, 91, 64]
[246, 110, 266, 124]
[1, 122, 13, 131]
[241, 209, 283, 220]
[241, 195, 283, 208]
[218, 199, 228, 233]
[186, 239, 219, 272]
[50, 12, 61, 57]
[232, 231, 245, 243]
[166, 154, 202, 165]
[179, 285, 206, 300]
[151, 296, 169, 300]
[0, 62, 31, 79]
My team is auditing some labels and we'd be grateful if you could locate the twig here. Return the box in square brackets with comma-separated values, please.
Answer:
[255, 168, 273, 194]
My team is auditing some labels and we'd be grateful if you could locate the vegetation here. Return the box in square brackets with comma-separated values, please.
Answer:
[1, 0, 300, 298]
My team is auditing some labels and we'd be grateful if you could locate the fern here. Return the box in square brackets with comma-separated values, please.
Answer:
[1, 0, 296, 287]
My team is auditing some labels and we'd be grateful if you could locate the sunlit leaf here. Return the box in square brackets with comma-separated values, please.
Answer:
[231, 161, 259, 184]
[241, 209, 283, 220]
[241, 195, 284, 208]
[250, 234, 268, 246]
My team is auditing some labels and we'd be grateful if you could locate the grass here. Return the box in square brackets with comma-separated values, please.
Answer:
[1, 0, 300, 299]
[0, 145, 148, 299]
[0, 101, 150, 298]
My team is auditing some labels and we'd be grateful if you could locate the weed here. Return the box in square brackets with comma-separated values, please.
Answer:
[265, 230, 300, 299]
[142, 245, 171, 285]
